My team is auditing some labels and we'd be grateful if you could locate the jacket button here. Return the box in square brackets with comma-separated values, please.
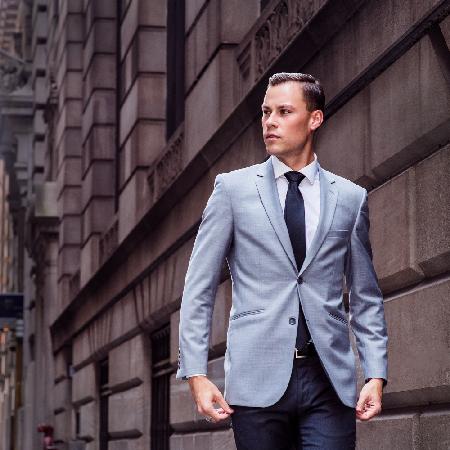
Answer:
[297, 276, 303, 284]
[289, 317, 296, 325]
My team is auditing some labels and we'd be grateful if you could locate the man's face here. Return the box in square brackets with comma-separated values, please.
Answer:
[261, 81, 320, 158]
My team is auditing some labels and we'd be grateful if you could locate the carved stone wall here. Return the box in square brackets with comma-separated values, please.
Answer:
[26, 1, 450, 449]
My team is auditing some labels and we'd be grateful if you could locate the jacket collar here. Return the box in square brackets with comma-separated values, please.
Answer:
[255, 156, 338, 275]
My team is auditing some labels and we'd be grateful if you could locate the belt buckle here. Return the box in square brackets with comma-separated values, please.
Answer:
[295, 348, 308, 359]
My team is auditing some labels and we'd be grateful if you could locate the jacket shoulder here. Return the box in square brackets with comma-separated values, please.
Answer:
[216, 162, 262, 186]
[322, 168, 366, 204]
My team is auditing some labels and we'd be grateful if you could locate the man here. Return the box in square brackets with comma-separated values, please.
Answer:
[176, 72, 388, 449]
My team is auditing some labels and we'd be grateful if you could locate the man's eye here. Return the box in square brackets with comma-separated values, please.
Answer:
[281, 110, 290, 114]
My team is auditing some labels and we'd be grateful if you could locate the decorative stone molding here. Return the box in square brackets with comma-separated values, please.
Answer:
[132, 278, 156, 333]
[69, 270, 80, 301]
[99, 218, 118, 266]
[156, 132, 183, 196]
[26, 181, 59, 263]
[87, 307, 113, 360]
[147, 123, 184, 205]
[0, 61, 29, 93]
[237, 0, 327, 91]
[43, 67, 58, 124]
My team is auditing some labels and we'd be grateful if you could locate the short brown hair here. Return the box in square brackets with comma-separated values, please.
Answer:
[268, 72, 325, 113]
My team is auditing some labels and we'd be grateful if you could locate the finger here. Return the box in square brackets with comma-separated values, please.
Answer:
[356, 403, 381, 421]
[201, 399, 223, 418]
[206, 406, 231, 422]
[356, 394, 367, 412]
[357, 409, 375, 421]
[356, 405, 374, 420]
[215, 392, 234, 414]
[206, 415, 219, 423]
[215, 407, 234, 419]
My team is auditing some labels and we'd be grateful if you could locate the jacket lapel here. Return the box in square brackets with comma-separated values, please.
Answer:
[255, 158, 297, 271]
[254, 157, 338, 275]
[299, 164, 338, 276]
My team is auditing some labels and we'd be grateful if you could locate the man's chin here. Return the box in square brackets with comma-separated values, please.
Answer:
[266, 147, 286, 157]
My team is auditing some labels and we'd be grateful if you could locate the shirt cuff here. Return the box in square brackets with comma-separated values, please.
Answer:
[182, 373, 207, 380]
[365, 377, 387, 388]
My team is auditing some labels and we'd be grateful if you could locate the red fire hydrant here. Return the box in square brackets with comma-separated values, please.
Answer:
[37, 424, 55, 450]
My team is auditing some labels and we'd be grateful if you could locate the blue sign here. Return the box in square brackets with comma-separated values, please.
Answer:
[0, 293, 23, 318]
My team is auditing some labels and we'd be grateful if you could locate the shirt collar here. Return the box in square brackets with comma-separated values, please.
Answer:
[271, 153, 319, 185]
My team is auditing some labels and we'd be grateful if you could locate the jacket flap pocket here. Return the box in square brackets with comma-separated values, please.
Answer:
[230, 309, 265, 321]
[327, 229, 349, 238]
[328, 312, 348, 325]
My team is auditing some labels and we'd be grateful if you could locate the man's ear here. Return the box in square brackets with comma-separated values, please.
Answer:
[310, 110, 324, 131]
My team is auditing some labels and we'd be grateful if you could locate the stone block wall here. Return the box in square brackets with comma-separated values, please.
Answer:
[45, 0, 84, 314]
[31, 0, 450, 449]
[79, 0, 116, 287]
[116, 0, 168, 242]
[72, 363, 97, 449]
[71, 333, 151, 450]
[168, 1, 450, 448]
[183, 0, 260, 163]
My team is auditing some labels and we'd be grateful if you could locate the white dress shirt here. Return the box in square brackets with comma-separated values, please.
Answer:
[186, 153, 321, 379]
[271, 152, 321, 251]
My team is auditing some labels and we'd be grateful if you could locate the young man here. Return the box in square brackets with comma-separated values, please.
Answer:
[176, 72, 388, 449]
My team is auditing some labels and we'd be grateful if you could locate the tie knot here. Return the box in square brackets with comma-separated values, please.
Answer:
[284, 171, 305, 186]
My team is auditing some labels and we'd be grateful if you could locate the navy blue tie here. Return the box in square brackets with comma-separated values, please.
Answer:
[284, 171, 311, 352]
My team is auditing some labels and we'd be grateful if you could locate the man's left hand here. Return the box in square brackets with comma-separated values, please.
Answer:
[356, 378, 383, 421]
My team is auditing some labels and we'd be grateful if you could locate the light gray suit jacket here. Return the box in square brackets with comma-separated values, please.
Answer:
[176, 156, 388, 408]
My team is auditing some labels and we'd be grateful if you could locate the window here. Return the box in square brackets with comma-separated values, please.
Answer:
[99, 358, 109, 450]
[114, 0, 123, 211]
[166, 0, 185, 140]
[260, 0, 271, 12]
[150, 324, 173, 450]
[75, 409, 81, 437]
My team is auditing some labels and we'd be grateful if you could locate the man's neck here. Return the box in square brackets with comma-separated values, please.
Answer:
[274, 150, 315, 172]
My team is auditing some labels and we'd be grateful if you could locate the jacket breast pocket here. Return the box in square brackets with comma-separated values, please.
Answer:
[230, 309, 265, 321]
[327, 229, 349, 239]
[328, 312, 348, 325]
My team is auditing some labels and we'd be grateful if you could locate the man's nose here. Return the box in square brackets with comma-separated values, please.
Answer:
[265, 113, 278, 128]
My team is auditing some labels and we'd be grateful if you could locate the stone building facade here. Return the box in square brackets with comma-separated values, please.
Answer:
[0, 1, 33, 448]
[10, 0, 450, 449]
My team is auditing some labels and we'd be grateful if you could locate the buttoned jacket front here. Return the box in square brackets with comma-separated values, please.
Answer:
[176, 156, 388, 408]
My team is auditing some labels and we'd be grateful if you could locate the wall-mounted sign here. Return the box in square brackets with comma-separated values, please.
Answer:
[0, 293, 23, 318]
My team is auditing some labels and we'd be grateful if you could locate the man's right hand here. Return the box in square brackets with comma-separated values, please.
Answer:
[188, 376, 234, 423]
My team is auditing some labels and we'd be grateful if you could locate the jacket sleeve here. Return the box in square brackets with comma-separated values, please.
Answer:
[345, 188, 388, 387]
[176, 174, 234, 380]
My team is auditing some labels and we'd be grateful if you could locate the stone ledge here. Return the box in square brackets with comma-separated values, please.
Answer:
[170, 428, 236, 450]
[170, 357, 229, 431]
[383, 277, 450, 407]
[72, 364, 96, 406]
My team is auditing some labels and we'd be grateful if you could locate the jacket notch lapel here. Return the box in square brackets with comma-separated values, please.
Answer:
[299, 167, 338, 276]
[254, 158, 338, 276]
[254, 158, 297, 271]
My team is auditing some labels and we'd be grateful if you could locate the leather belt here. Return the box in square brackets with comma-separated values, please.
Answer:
[294, 341, 317, 360]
